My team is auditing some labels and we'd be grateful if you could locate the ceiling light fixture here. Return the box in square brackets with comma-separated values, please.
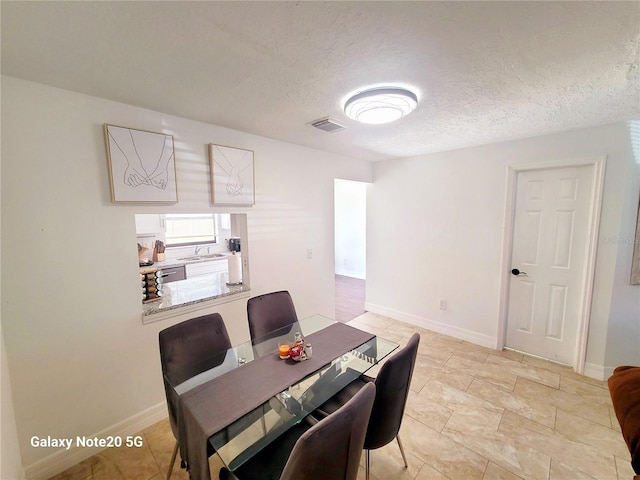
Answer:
[344, 87, 418, 125]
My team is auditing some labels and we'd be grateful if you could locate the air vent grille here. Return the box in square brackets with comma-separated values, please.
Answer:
[309, 117, 347, 133]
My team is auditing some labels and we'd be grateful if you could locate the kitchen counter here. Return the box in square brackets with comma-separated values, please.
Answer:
[142, 271, 250, 321]
[144, 252, 230, 269]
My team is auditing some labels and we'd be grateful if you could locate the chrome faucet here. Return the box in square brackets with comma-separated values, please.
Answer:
[194, 246, 203, 255]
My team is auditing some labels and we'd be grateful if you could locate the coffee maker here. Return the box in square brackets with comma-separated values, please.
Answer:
[228, 237, 241, 253]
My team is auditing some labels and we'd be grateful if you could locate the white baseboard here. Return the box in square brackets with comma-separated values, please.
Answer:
[365, 303, 612, 379]
[583, 362, 614, 381]
[24, 402, 167, 480]
[364, 302, 497, 349]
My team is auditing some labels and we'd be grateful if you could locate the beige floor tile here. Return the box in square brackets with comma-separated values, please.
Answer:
[485, 354, 561, 389]
[409, 368, 431, 393]
[350, 312, 395, 330]
[405, 388, 453, 432]
[426, 332, 465, 350]
[559, 375, 612, 405]
[492, 348, 525, 363]
[446, 354, 519, 391]
[417, 342, 454, 365]
[384, 321, 420, 341]
[143, 418, 181, 478]
[414, 462, 451, 480]
[415, 353, 475, 391]
[483, 461, 526, 480]
[514, 377, 611, 427]
[425, 379, 504, 432]
[614, 454, 636, 479]
[521, 355, 607, 389]
[401, 415, 488, 480]
[365, 443, 423, 480]
[554, 409, 630, 459]
[467, 378, 557, 428]
[610, 405, 623, 433]
[549, 459, 599, 480]
[443, 414, 551, 480]
[499, 410, 618, 480]
[96, 437, 160, 480]
[452, 343, 491, 364]
[500, 410, 555, 437]
[47, 459, 92, 480]
[90, 453, 126, 480]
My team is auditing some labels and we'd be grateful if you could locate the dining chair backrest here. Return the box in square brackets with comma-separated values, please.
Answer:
[247, 290, 298, 343]
[159, 313, 232, 440]
[365, 332, 420, 450]
[280, 382, 376, 480]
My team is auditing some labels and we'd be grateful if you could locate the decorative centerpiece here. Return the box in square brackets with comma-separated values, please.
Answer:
[289, 332, 313, 362]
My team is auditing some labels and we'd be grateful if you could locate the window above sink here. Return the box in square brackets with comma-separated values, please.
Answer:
[165, 213, 226, 247]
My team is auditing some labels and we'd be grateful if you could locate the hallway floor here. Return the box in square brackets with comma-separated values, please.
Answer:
[335, 274, 366, 323]
[49, 313, 632, 480]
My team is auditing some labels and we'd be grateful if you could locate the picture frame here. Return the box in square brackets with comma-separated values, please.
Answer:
[209, 143, 255, 206]
[104, 124, 178, 203]
[631, 194, 640, 285]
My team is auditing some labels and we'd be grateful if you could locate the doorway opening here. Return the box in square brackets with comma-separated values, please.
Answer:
[334, 179, 368, 323]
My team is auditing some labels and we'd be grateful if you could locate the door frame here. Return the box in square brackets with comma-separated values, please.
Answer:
[496, 156, 607, 374]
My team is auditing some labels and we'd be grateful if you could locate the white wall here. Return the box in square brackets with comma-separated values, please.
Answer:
[367, 122, 640, 376]
[334, 179, 367, 279]
[1, 330, 24, 480]
[0, 76, 372, 474]
[1, 86, 26, 477]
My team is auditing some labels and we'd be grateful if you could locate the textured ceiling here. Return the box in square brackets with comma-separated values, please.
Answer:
[2, 1, 639, 161]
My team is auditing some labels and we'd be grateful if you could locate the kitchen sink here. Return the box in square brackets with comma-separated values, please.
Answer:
[178, 253, 227, 261]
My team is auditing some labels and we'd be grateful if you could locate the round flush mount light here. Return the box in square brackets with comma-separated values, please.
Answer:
[344, 87, 418, 125]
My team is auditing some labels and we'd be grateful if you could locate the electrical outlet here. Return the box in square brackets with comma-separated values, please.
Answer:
[307, 248, 313, 259]
[439, 299, 447, 310]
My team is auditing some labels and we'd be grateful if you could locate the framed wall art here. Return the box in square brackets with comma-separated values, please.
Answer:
[104, 124, 178, 203]
[209, 143, 255, 206]
[631, 193, 640, 285]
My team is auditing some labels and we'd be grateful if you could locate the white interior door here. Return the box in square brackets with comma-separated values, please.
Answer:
[506, 165, 594, 365]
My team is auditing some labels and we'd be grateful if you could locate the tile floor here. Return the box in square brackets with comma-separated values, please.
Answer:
[49, 313, 633, 480]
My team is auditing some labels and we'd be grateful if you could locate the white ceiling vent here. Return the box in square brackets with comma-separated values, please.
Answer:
[309, 117, 347, 133]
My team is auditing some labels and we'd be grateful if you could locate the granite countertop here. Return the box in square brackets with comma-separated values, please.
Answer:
[142, 271, 250, 317]
[144, 252, 231, 270]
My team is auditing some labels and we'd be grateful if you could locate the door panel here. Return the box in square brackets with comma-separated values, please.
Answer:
[506, 166, 593, 365]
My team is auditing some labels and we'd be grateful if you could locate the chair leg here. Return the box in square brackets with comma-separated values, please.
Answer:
[261, 404, 267, 434]
[166, 440, 178, 480]
[396, 435, 408, 467]
[365, 449, 370, 480]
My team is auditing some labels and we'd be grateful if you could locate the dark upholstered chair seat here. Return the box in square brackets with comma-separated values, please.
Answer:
[608, 365, 640, 475]
[219, 382, 376, 480]
[317, 332, 420, 479]
[159, 313, 231, 480]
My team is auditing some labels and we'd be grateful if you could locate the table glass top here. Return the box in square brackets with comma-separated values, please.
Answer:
[165, 315, 398, 471]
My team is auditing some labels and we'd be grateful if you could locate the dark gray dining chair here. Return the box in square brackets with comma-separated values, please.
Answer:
[159, 313, 232, 480]
[317, 332, 420, 480]
[219, 382, 376, 480]
[247, 290, 299, 343]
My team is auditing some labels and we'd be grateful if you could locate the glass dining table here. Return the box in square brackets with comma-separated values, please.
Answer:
[164, 315, 398, 480]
